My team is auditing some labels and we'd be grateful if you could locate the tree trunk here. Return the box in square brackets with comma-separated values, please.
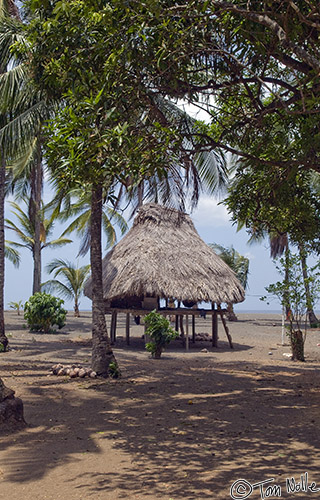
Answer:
[30, 145, 43, 295]
[298, 242, 318, 327]
[74, 296, 80, 317]
[290, 329, 305, 361]
[0, 377, 25, 427]
[90, 184, 116, 376]
[0, 149, 8, 351]
[226, 302, 238, 321]
[284, 246, 291, 319]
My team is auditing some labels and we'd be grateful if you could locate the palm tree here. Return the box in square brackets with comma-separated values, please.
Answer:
[0, 0, 23, 351]
[0, 2, 52, 295]
[210, 243, 249, 321]
[6, 199, 72, 293]
[51, 186, 128, 257]
[42, 259, 90, 317]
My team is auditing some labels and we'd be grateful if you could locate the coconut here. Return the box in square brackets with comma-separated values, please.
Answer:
[78, 369, 86, 378]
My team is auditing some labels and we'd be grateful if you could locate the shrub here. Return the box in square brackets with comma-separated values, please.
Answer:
[24, 292, 67, 333]
[144, 309, 178, 359]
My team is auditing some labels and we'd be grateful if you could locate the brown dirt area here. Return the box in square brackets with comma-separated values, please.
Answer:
[1, 311, 320, 500]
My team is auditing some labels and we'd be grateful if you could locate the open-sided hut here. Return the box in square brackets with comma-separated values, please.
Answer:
[84, 203, 245, 348]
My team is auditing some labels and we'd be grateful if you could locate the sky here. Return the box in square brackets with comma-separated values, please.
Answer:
[4, 190, 283, 313]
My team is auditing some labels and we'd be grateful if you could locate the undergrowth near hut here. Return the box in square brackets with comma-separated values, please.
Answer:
[144, 310, 178, 359]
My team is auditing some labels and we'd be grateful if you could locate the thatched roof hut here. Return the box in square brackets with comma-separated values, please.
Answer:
[84, 203, 245, 306]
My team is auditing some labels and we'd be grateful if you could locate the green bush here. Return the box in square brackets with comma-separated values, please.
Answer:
[24, 292, 67, 333]
[144, 309, 178, 359]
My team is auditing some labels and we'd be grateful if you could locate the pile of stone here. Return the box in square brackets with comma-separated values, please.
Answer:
[195, 333, 211, 341]
[0, 378, 25, 427]
[51, 364, 97, 379]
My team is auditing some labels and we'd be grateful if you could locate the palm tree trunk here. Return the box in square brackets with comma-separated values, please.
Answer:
[0, 148, 8, 351]
[226, 302, 238, 321]
[90, 184, 116, 376]
[30, 145, 43, 294]
[298, 242, 318, 326]
[284, 245, 291, 319]
[74, 296, 80, 317]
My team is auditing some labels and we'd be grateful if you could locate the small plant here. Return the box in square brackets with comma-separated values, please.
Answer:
[24, 292, 67, 333]
[108, 360, 121, 379]
[144, 309, 178, 359]
[0, 342, 4, 353]
[8, 300, 24, 316]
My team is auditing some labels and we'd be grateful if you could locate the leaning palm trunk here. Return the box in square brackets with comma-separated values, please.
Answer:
[0, 149, 8, 351]
[90, 185, 116, 376]
[298, 243, 318, 327]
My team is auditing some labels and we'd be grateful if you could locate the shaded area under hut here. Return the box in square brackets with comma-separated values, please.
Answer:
[84, 203, 245, 349]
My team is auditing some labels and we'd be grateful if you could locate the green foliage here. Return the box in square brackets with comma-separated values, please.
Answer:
[8, 300, 23, 315]
[24, 0, 226, 210]
[224, 164, 320, 251]
[265, 253, 320, 328]
[6, 197, 72, 253]
[263, 252, 320, 360]
[42, 259, 90, 316]
[24, 292, 67, 333]
[0, 342, 4, 353]
[108, 361, 121, 379]
[209, 243, 249, 290]
[4, 241, 20, 267]
[144, 309, 178, 359]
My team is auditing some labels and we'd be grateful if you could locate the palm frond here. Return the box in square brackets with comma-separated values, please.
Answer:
[4, 240, 20, 267]
[43, 237, 73, 249]
[41, 279, 74, 300]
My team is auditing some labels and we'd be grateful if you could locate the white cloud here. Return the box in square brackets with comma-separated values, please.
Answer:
[191, 195, 231, 228]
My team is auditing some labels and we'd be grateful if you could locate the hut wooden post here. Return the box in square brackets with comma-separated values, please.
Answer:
[175, 314, 179, 331]
[192, 314, 196, 343]
[176, 301, 180, 331]
[110, 311, 117, 344]
[179, 315, 185, 345]
[185, 314, 189, 350]
[218, 305, 234, 348]
[126, 313, 130, 345]
[212, 302, 218, 347]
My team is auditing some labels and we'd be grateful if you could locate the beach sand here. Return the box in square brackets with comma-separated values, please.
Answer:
[1, 310, 320, 500]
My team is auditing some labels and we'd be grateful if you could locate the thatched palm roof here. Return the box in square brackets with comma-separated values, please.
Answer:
[84, 203, 245, 305]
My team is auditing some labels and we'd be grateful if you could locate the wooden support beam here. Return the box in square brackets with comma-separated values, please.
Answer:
[175, 314, 179, 331]
[185, 314, 189, 351]
[179, 314, 185, 345]
[126, 313, 130, 345]
[218, 306, 234, 348]
[192, 314, 196, 343]
[212, 303, 218, 347]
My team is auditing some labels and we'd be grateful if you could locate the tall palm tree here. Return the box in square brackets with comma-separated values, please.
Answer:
[6, 199, 72, 293]
[0, 2, 51, 294]
[0, 0, 23, 351]
[42, 259, 90, 317]
[210, 243, 249, 321]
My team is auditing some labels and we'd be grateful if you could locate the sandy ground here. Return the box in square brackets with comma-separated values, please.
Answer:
[1, 311, 320, 500]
